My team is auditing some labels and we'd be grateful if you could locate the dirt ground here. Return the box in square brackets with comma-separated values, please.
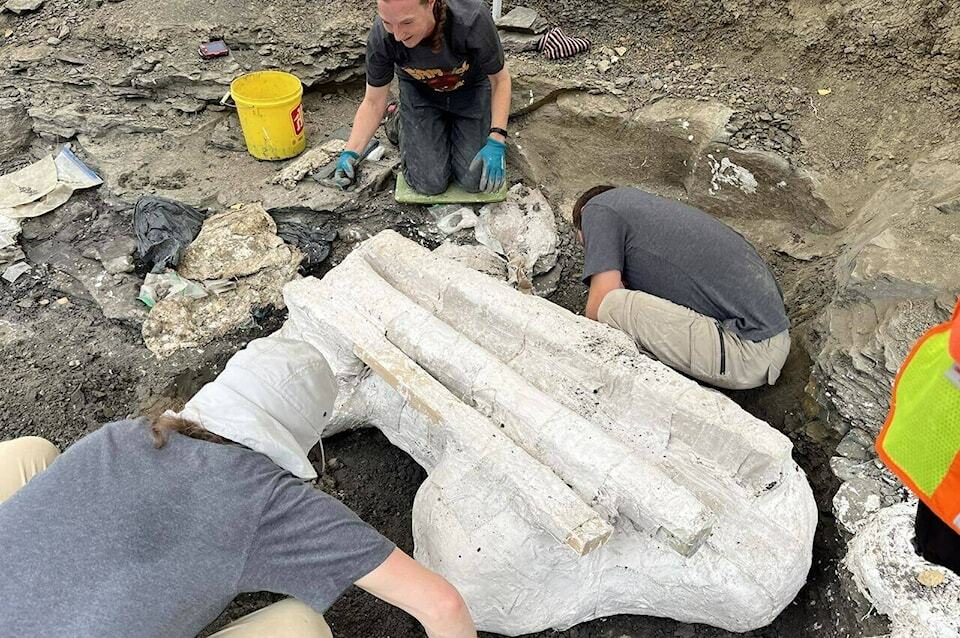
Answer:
[0, 198, 887, 638]
[2, 0, 959, 636]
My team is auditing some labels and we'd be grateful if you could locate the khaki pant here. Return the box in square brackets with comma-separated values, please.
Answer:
[0, 436, 60, 503]
[0, 437, 333, 638]
[598, 289, 791, 390]
[209, 599, 333, 638]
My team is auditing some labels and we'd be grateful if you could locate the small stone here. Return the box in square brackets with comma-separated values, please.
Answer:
[614, 76, 633, 88]
[637, 73, 650, 87]
[68, 359, 81, 367]
[55, 297, 70, 306]
[833, 477, 891, 534]
[103, 255, 135, 275]
[651, 78, 664, 90]
[58, 24, 70, 39]
[495, 7, 546, 34]
[38, 299, 50, 306]
[917, 569, 946, 588]
[935, 199, 960, 215]
[836, 434, 870, 461]
[614, 46, 627, 56]
[804, 420, 830, 443]
[830, 456, 882, 483]
[46, 37, 62, 46]
[597, 60, 611, 74]
[16, 298, 34, 309]
[3, 0, 45, 14]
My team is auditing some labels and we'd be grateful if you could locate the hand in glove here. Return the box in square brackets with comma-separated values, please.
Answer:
[468, 137, 506, 193]
[331, 150, 360, 190]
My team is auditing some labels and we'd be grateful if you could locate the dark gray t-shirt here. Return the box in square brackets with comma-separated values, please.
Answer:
[0, 420, 395, 638]
[366, 0, 504, 92]
[581, 188, 789, 341]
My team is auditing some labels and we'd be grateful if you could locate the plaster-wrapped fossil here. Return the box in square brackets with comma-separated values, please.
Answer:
[280, 230, 817, 634]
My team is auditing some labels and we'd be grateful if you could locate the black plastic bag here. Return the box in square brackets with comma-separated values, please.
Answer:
[133, 196, 206, 273]
[275, 221, 337, 270]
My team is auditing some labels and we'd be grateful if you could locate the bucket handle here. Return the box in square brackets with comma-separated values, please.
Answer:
[220, 91, 236, 109]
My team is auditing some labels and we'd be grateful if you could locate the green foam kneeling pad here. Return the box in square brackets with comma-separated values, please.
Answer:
[394, 172, 508, 204]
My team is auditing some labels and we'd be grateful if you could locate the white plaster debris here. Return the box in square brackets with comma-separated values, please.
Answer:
[476, 184, 558, 292]
[280, 230, 817, 635]
[708, 154, 759, 195]
[846, 502, 960, 638]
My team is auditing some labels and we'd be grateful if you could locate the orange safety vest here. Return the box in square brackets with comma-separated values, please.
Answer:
[876, 300, 960, 532]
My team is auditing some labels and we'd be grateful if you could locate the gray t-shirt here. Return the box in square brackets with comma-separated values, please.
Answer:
[366, 0, 504, 92]
[0, 420, 395, 638]
[581, 188, 789, 341]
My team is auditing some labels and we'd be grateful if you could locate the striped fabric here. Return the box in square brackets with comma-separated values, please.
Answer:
[538, 27, 591, 60]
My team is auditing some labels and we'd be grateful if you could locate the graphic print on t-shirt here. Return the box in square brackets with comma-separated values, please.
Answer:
[402, 61, 470, 92]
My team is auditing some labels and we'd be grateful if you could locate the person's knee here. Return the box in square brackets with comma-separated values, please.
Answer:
[209, 599, 332, 638]
[406, 168, 448, 196]
[0, 436, 60, 466]
[0, 436, 60, 503]
[456, 177, 481, 194]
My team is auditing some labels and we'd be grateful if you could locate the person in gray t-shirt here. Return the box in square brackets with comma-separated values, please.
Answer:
[332, 0, 512, 195]
[0, 336, 477, 638]
[574, 185, 791, 390]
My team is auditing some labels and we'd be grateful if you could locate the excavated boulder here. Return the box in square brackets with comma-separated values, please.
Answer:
[142, 203, 301, 357]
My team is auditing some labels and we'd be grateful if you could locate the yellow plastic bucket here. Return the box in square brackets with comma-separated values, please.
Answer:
[230, 70, 306, 161]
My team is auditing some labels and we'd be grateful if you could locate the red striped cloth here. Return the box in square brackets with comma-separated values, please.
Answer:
[538, 27, 591, 60]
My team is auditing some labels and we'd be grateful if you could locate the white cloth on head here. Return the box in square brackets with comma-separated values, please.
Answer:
[178, 335, 337, 479]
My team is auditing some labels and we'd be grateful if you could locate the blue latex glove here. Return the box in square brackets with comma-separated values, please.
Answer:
[331, 150, 360, 190]
[469, 137, 506, 193]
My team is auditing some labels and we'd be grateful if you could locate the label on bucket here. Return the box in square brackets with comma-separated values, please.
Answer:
[291, 103, 304, 135]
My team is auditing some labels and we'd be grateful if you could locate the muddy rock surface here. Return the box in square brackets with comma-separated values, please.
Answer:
[2, 0, 959, 636]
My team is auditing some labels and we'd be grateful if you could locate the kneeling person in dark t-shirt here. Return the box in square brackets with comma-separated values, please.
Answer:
[0, 337, 477, 638]
[334, 0, 512, 196]
[574, 185, 791, 390]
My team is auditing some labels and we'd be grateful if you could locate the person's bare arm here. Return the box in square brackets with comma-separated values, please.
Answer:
[355, 548, 477, 638]
[487, 66, 511, 141]
[345, 83, 391, 154]
[584, 270, 624, 320]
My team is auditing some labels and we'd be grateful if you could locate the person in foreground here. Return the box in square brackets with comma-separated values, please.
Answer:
[876, 299, 960, 575]
[574, 185, 791, 390]
[0, 336, 476, 638]
[333, 0, 511, 194]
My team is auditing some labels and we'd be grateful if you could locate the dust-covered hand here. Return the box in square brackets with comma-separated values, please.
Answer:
[469, 137, 506, 193]
[331, 150, 360, 190]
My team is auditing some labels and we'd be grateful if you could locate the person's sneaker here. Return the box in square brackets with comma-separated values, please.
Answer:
[383, 101, 400, 146]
